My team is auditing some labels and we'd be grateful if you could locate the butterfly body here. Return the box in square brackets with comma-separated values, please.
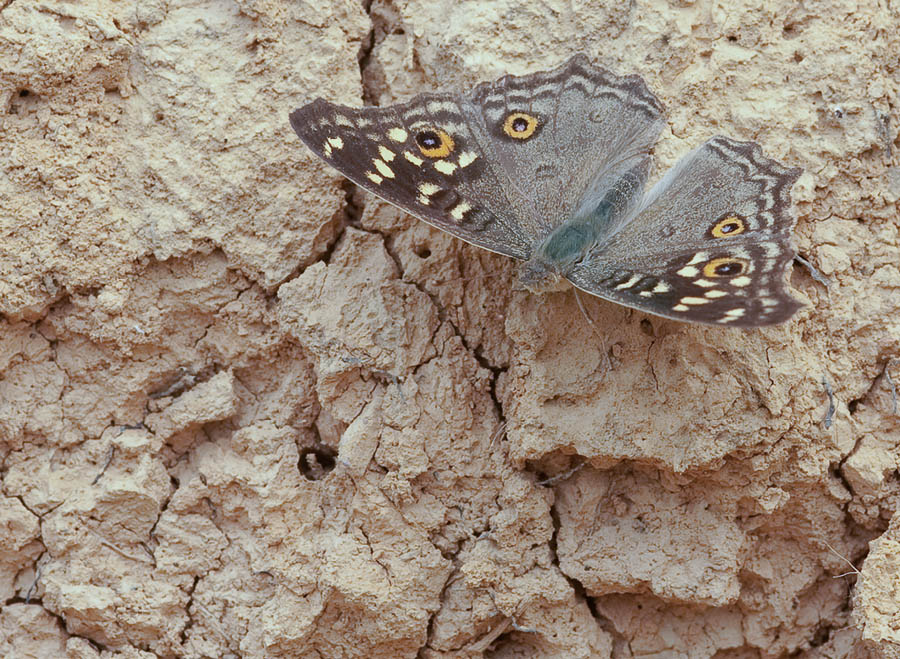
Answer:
[290, 55, 803, 327]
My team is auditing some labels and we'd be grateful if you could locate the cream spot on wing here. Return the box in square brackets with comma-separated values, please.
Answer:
[434, 160, 457, 175]
[418, 182, 440, 196]
[615, 274, 641, 290]
[687, 252, 708, 266]
[335, 115, 353, 127]
[652, 282, 671, 293]
[404, 151, 424, 166]
[373, 159, 395, 178]
[673, 304, 690, 312]
[327, 137, 344, 150]
[680, 296, 710, 305]
[704, 290, 727, 298]
[533, 83, 559, 95]
[417, 195, 430, 205]
[458, 151, 479, 168]
[378, 145, 396, 162]
[323, 143, 332, 157]
[677, 266, 700, 277]
[388, 128, 408, 143]
[761, 297, 777, 307]
[356, 117, 372, 128]
[731, 276, 752, 287]
[694, 279, 715, 287]
[450, 201, 472, 221]
[427, 101, 457, 113]
[639, 291, 652, 297]
[763, 242, 781, 257]
[724, 308, 746, 318]
[366, 172, 383, 184]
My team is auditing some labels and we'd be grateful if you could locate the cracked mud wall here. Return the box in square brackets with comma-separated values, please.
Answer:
[0, 0, 898, 657]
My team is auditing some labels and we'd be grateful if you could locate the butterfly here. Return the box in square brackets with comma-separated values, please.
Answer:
[289, 54, 803, 326]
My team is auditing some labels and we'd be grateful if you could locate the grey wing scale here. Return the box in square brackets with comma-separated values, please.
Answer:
[566, 137, 803, 326]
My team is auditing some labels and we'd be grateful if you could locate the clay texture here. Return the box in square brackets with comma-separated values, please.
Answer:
[1, 0, 898, 657]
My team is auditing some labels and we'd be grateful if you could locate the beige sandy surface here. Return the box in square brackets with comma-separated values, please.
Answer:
[1, 0, 898, 657]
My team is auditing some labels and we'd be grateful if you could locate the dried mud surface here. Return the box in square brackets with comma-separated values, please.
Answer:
[1, 0, 898, 657]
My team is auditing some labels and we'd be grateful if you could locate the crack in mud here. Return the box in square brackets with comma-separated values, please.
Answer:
[179, 575, 202, 646]
[547, 490, 603, 629]
[422, 566, 460, 652]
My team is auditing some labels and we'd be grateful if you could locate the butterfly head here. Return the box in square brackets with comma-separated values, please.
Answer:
[516, 258, 569, 294]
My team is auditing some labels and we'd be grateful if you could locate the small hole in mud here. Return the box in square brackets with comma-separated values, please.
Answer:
[794, 51, 804, 63]
[416, 246, 431, 259]
[810, 626, 831, 647]
[848, 398, 862, 414]
[19, 89, 30, 97]
[299, 447, 337, 480]
[726, 35, 737, 42]
[640, 319, 654, 336]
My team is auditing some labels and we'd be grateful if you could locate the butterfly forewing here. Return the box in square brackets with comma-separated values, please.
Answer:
[465, 54, 666, 239]
[290, 97, 532, 258]
[567, 137, 803, 326]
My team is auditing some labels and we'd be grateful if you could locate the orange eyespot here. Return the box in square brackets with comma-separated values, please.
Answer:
[711, 214, 746, 238]
[503, 112, 538, 139]
[415, 129, 455, 158]
[703, 257, 748, 278]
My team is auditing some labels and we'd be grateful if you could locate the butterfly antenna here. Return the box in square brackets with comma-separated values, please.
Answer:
[573, 288, 613, 375]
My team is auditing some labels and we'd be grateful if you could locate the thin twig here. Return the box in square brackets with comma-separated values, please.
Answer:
[884, 359, 897, 416]
[795, 255, 832, 290]
[487, 592, 538, 635]
[821, 539, 861, 578]
[25, 562, 43, 603]
[92, 446, 116, 485]
[489, 422, 507, 448]
[821, 377, 835, 429]
[538, 462, 585, 486]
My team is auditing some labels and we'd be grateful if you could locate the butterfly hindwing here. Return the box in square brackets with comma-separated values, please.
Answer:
[566, 137, 803, 326]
